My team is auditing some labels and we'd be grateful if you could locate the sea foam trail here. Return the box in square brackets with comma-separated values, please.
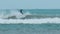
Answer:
[0, 17, 60, 24]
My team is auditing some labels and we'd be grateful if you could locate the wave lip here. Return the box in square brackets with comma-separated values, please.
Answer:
[0, 17, 60, 24]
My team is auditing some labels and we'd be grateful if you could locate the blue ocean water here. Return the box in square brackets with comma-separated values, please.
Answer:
[0, 9, 60, 34]
[23, 9, 60, 14]
[0, 24, 60, 34]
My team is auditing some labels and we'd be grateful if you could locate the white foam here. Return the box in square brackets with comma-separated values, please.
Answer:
[0, 10, 26, 19]
[0, 17, 60, 24]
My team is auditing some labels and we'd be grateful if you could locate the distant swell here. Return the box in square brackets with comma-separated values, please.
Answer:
[0, 17, 60, 24]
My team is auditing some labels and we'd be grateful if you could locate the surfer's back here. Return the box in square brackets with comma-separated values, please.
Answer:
[20, 9, 23, 14]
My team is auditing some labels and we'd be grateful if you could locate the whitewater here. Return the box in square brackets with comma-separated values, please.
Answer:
[0, 17, 60, 24]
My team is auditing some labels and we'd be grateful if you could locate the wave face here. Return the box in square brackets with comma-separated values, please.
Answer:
[0, 9, 60, 24]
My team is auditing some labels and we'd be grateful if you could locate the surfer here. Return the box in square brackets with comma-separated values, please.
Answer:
[20, 9, 23, 14]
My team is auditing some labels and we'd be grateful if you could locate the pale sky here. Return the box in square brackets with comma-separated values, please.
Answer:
[0, 0, 60, 9]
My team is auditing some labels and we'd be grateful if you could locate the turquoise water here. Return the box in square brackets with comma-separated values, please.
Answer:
[0, 24, 60, 34]
[23, 9, 60, 14]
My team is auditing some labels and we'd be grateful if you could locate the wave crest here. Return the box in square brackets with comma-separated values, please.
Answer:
[0, 17, 60, 24]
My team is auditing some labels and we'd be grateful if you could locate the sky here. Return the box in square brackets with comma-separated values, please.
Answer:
[0, 0, 60, 9]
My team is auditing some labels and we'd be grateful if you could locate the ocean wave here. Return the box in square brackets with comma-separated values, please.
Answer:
[0, 9, 60, 24]
[0, 9, 60, 19]
[0, 17, 60, 24]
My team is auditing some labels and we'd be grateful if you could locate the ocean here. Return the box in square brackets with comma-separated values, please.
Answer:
[0, 9, 60, 34]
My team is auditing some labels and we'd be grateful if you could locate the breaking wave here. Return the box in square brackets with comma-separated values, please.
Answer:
[0, 10, 27, 19]
[0, 9, 60, 24]
[0, 17, 60, 24]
